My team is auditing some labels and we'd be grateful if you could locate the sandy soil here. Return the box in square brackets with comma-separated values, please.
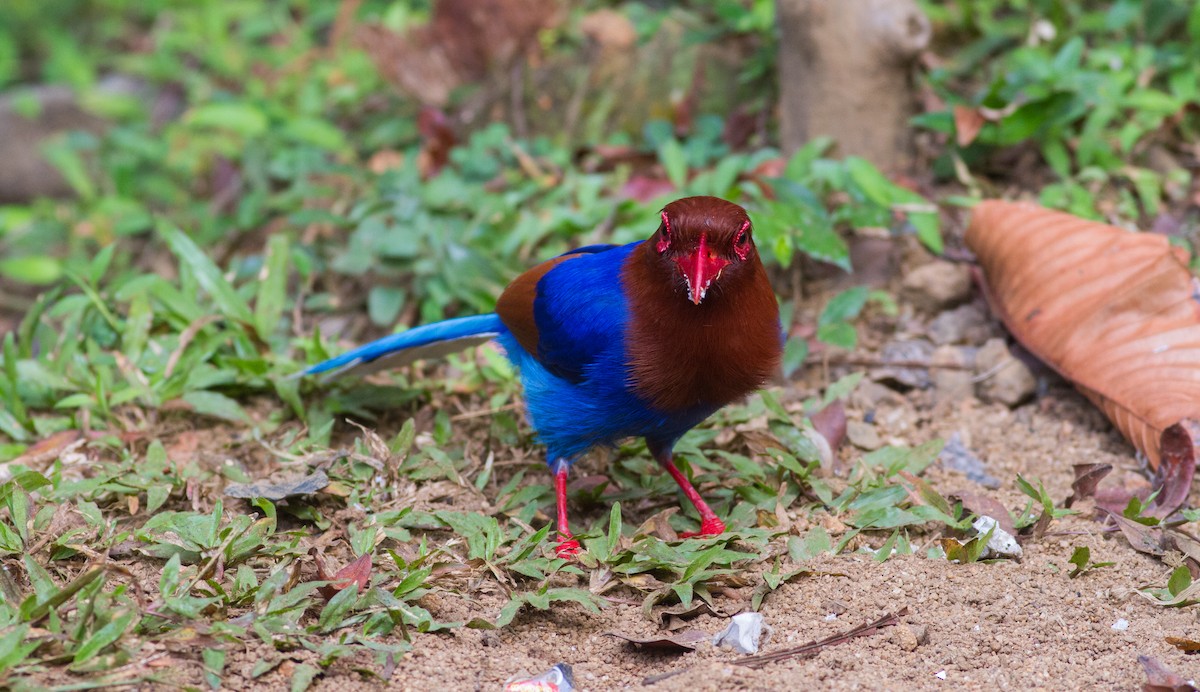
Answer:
[327, 403, 1193, 692]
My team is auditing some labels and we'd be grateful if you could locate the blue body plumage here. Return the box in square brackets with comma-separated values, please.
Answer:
[305, 197, 783, 557]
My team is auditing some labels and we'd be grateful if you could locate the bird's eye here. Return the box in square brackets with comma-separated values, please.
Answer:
[656, 211, 672, 254]
[732, 220, 751, 260]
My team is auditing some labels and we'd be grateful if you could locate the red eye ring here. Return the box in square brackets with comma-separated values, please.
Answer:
[656, 211, 672, 254]
[733, 220, 751, 260]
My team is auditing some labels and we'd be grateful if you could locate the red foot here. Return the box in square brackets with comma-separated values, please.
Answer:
[555, 537, 582, 559]
[679, 516, 726, 539]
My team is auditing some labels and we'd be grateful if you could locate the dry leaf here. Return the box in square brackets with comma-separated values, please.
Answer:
[1105, 511, 1165, 556]
[224, 470, 329, 500]
[953, 105, 986, 147]
[950, 490, 1016, 536]
[657, 600, 724, 631]
[1064, 463, 1113, 508]
[1140, 654, 1198, 691]
[967, 201, 1200, 513]
[355, 0, 561, 107]
[605, 629, 708, 653]
[1165, 636, 1200, 654]
[635, 507, 679, 542]
[10, 430, 83, 469]
[313, 550, 372, 600]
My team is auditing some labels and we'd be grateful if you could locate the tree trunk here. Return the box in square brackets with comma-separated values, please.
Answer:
[777, 0, 930, 172]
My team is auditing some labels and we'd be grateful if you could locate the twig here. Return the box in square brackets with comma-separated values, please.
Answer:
[163, 315, 221, 379]
[644, 667, 691, 685]
[450, 402, 522, 421]
[732, 608, 908, 669]
[806, 355, 972, 371]
[970, 356, 1014, 383]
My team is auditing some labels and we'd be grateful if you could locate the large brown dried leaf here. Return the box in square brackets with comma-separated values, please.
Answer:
[966, 202, 1200, 504]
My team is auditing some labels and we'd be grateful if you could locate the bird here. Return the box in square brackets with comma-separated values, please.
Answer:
[304, 196, 783, 558]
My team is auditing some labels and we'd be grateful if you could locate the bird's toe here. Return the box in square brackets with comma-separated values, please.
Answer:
[555, 538, 582, 559]
[678, 517, 726, 539]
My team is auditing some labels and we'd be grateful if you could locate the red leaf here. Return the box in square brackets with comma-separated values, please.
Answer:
[315, 552, 372, 600]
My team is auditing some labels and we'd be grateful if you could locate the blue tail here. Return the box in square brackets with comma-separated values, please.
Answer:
[303, 314, 505, 378]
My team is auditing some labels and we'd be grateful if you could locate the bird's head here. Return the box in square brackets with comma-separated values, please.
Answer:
[650, 196, 758, 305]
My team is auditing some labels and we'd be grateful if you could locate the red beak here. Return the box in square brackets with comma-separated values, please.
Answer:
[673, 233, 730, 305]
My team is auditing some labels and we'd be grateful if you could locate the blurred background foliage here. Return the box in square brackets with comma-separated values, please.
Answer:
[0, 0, 1197, 443]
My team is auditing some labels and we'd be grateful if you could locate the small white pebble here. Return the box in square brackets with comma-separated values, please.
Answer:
[825, 613, 838, 621]
[935, 671, 947, 680]
[1112, 619, 1129, 631]
[972, 625, 980, 631]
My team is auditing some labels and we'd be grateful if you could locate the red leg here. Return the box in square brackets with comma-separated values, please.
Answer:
[553, 461, 581, 558]
[654, 451, 726, 538]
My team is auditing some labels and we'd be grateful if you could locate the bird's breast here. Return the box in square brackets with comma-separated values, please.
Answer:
[622, 253, 782, 413]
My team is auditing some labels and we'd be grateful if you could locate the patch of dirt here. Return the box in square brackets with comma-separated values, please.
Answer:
[336, 402, 1192, 691]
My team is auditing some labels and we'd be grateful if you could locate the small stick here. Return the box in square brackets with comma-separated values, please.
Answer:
[732, 608, 908, 668]
[807, 355, 973, 371]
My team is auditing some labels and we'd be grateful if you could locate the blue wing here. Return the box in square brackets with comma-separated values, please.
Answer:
[532, 243, 637, 382]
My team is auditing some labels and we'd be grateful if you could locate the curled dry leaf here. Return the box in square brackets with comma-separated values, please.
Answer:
[967, 202, 1200, 514]
[658, 600, 725, 631]
[1064, 463, 1113, 509]
[635, 507, 679, 542]
[1165, 636, 1200, 654]
[1139, 654, 1198, 691]
[1105, 511, 1165, 557]
[809, 400, 847, 475]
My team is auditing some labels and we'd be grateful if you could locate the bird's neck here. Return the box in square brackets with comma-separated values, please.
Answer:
[621, 244, 782, 412]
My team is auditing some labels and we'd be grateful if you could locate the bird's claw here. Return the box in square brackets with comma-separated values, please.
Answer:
[679, 517, 726, 539]
[555, 537, 582, 559]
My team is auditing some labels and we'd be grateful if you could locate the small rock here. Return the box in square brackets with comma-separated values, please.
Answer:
[894, 623, 926, 652]
[902, 261, 972, 313]
[939, 432, 1000, 489]
[850, 380, 905, 409]
[974, 338, 1036, 406]
[931, 345, 975, 406]
[876, 339, 935, 390]
[1112, 619, 1129, 631]
[929, 303, 992, 345]
[846, 420, 883, 450]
